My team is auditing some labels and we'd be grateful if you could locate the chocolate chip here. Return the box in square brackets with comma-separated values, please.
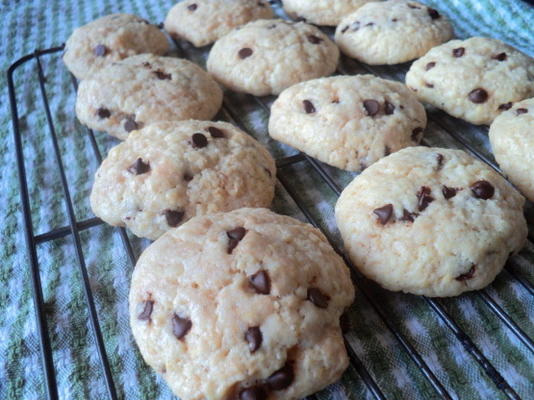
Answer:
[303, 100, 316, 114]
[187, 3, 197, 11]
[492, 52, 507, 61]
[468, 88, 488, 104]
[455, 264, 476, 281]
[245, 327, 262, 353]
[470, 180, 494, 199]
[425, 82, 434, 88]
[392, 18, 398, 22]
[400, 209, 418, 222]
[172, 314, 192, 340]
[363, 99, 380, 116]
[516, 108, 528, 115]
[498, 102, 512, 111]
[411, 127, 423, 142]
[124, 118, 138, 132]
[417, 186, 434, 211]
[266, 363, 294, 390]
[94, 44, 108, 56]
[128, 158, 151, 175]
[373, 204, 393, 224]
[425, 62, 436, 71]
[407, 3, 421, 9]
[384, 101, 395, 115]
[428, 8, 440, 19]
[436, 153, 444, 170]
[442, 185, 458, 199]
[154, 70, 171, 80]
[384, 145, 391, 156]
[137, 300, 154, 320]
[183, 173, 193, 182]
[267, 24, 277, 29]
[341, 25, 349, 33]
[227, 227, 247, 254]
[142, 62, 152, 68]
[191, 133, 208, 149]
[331, 97, 340, 104]
[239, 386, 267, 400]
[208, 126, 225, 138]
[249, 270, 270, 295]
[164, 209, 185, 227]
[452, 47, 465, 57]
[96, 107, 111, 119]
[307, 287, 330, 308]
[364, 22, 375, 26]
[307, 35, 323, 44]
[239, 48, 253, 59]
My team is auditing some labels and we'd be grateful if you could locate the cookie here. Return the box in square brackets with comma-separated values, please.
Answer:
[164, 0, 274, 47]
[206, 19, 339, 96]
[405, 37, 534, 125]
[269, 75, 427, 171]
[90, 121, 276, 240]
[282, 0, 378, 26]
[76, 54, 223, 140]
[335, 0, 453, 65]
[129, 207, 355, 400]
[489, 98, 534, 202]
[63, 14, 169, 80]
[335, 147, 527, 297]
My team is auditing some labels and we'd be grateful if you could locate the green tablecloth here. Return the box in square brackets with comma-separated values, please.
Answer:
[1, 1, 533, 399]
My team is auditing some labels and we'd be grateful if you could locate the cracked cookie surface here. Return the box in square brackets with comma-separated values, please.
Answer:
[90, 121, 276, 240]
[335, 146, 527, 297]
[76, 54, 223, 140]
[63, 14, 169, 80]
[129, 208, 355, 400]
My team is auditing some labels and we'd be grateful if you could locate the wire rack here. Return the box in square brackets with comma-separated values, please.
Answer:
[7, 8, 534, 400]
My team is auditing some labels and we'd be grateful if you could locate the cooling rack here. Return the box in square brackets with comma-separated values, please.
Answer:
[7, 6, 534, 400]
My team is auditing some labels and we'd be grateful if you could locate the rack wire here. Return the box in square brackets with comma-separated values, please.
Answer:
[7, 15, 534, 400]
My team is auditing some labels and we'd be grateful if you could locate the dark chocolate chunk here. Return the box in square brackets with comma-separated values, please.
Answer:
[303, 100, 316, 114]
[442, 185, 458, 199]
[208, 126, 225, 138]
[373, 204, 393, 224]
[128, 158, 151, 175]
[407, 3, 421, 9]
[191, 133, 208, 149]
[364, 22, 375, 26]
[384, 101, 395, 115]
[498, 102, 512, 111]
[307, 287, 330, 308]
[239, 48, 253, 59]
[400, 209, 418, 222]
[245, 326, 262, 353]
[425, 82, 434, 88]
[492, 52, 507, 61]
[363, 99, 380, 116]
[455, 264, 476, 281]
[417, 186, 434, 211]
[142, 62, 152, 68]
[239, 386, 267, 400]
[425, 62, 436, 71]
[154, 70, 171, 80]
[137, 300, 154, 320]
[307, 35, 323, 44]
[452, 47, 465, 57]
[96, 107, 111, 119]
[468, 88, 488, 104]
[436, 153, 444, 170]
[392, 18, 398, 22]
[249, 270, 270, 295]
[94, 44, 108, 57]
[411, 127, 423, 142]
[124, 118, 138, 132]
[183, 173, 193, 182]
[266, 363, 294, 390]
[516, 108, 528, 115]
[428, 7, 440, 19]
[164, 209, 185, 227]
[341, 25, 349, 33]
[470, 180, 494, 199]
[172, 314, 192, 340]
[187, 3, 197, 11]
[227, 227, 247, 254]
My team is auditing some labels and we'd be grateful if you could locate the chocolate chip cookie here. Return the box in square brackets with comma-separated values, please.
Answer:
[282, 0, 378, 26]
[206, 19, 339, 96]
[63, 14, 169, 80]
[335, 146, 527, 297]
[489, 98, 534, 201]
[269, 75, 427, 171]
[129, 207, 355, 400]
[335, 0, 453, 65]
[90, 121, 276, 240]
[164, 0, 273, 47]
[405, 37, 534, 125]
[76, 54, 223, 140]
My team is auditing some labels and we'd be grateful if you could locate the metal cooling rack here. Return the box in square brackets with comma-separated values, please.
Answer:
[7, 11, 534, 400]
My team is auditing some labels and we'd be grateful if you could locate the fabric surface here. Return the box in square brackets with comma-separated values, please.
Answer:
[1, 0, 533, 399]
